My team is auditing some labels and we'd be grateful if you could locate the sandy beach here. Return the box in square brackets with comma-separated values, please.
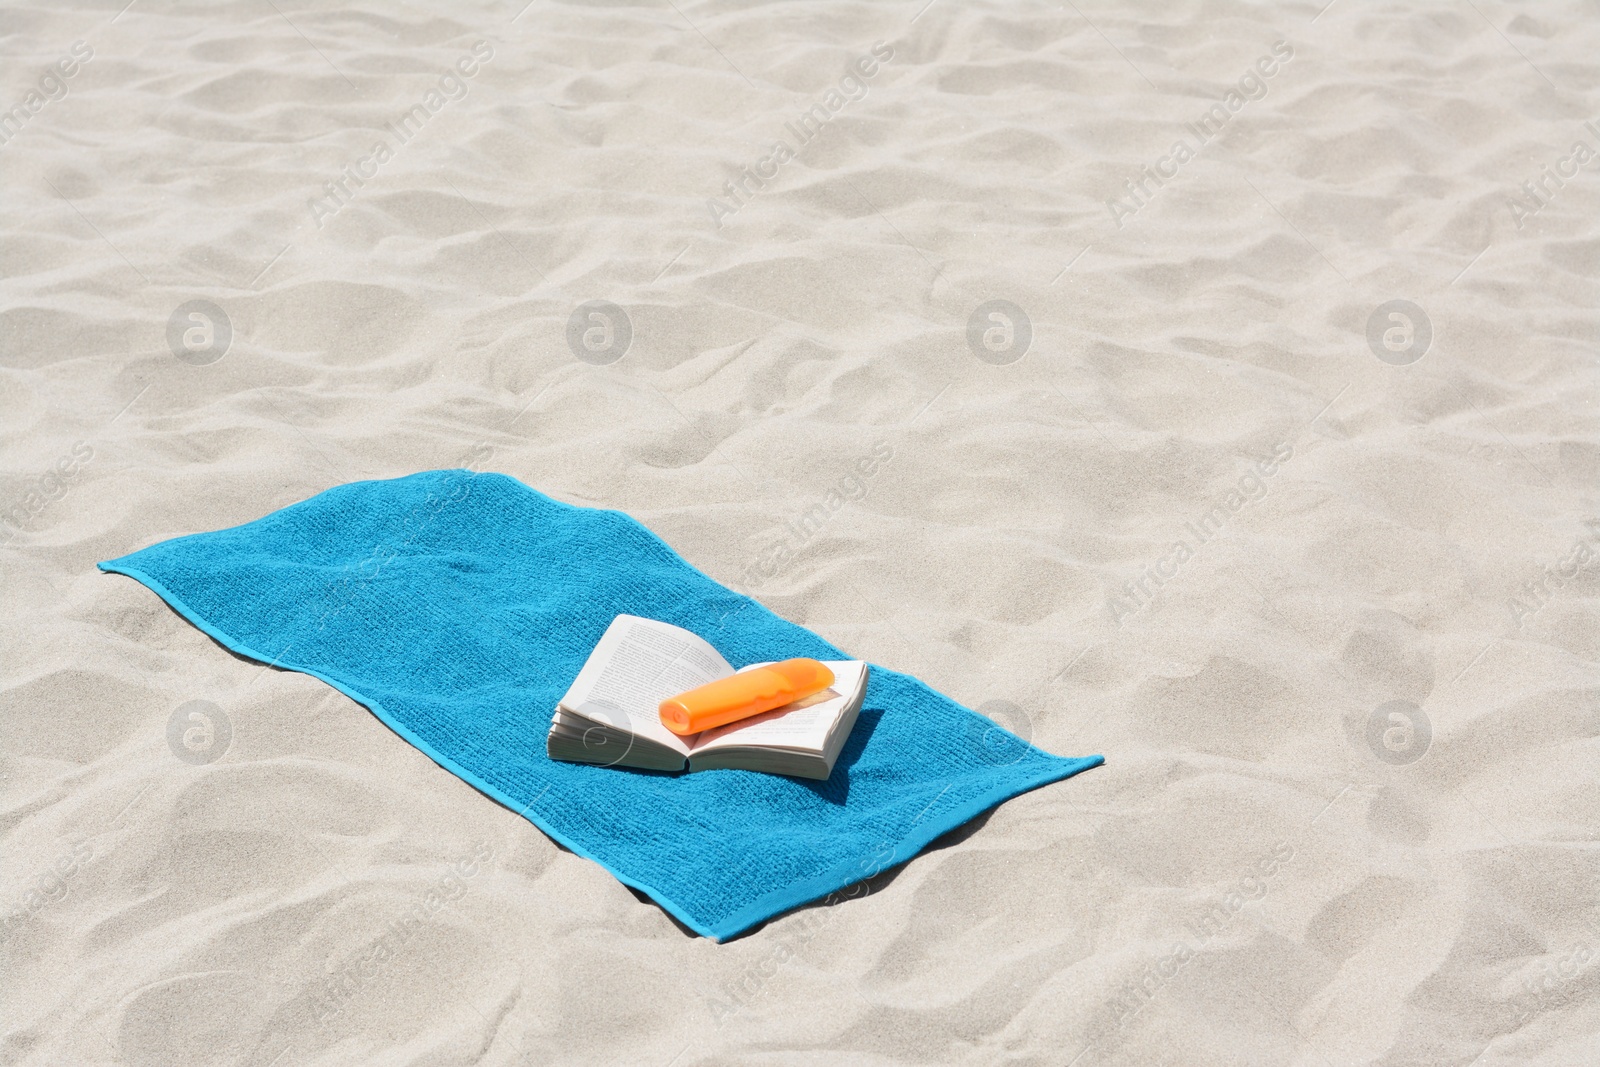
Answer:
[2, 1, 1597, 1064]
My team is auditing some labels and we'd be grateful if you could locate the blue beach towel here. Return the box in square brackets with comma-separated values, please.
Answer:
[100, 470, 1102, 939]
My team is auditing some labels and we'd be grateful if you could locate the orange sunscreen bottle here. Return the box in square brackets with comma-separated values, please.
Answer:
[659, 658, 835, 735]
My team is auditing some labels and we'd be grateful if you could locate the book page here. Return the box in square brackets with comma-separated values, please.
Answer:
[561, 615, 734, 752]
[691, 661, 865, 754]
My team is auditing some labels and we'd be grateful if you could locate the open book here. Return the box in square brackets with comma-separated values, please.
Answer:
[546, 615, 867, 780]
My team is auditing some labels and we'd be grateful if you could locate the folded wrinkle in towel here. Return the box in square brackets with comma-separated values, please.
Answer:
[99, 470, 1102, 940]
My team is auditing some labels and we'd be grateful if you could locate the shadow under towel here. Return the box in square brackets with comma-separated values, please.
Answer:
[99, 470, 1102, 940]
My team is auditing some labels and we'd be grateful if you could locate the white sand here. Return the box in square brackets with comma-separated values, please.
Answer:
[3, 1, 1597, 1064]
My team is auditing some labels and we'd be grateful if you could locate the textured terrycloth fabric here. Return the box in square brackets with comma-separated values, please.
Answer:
[99, 470, 1102, 940]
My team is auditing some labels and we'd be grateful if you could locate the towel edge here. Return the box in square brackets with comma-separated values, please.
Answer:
[702, 753, 1105, 940]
